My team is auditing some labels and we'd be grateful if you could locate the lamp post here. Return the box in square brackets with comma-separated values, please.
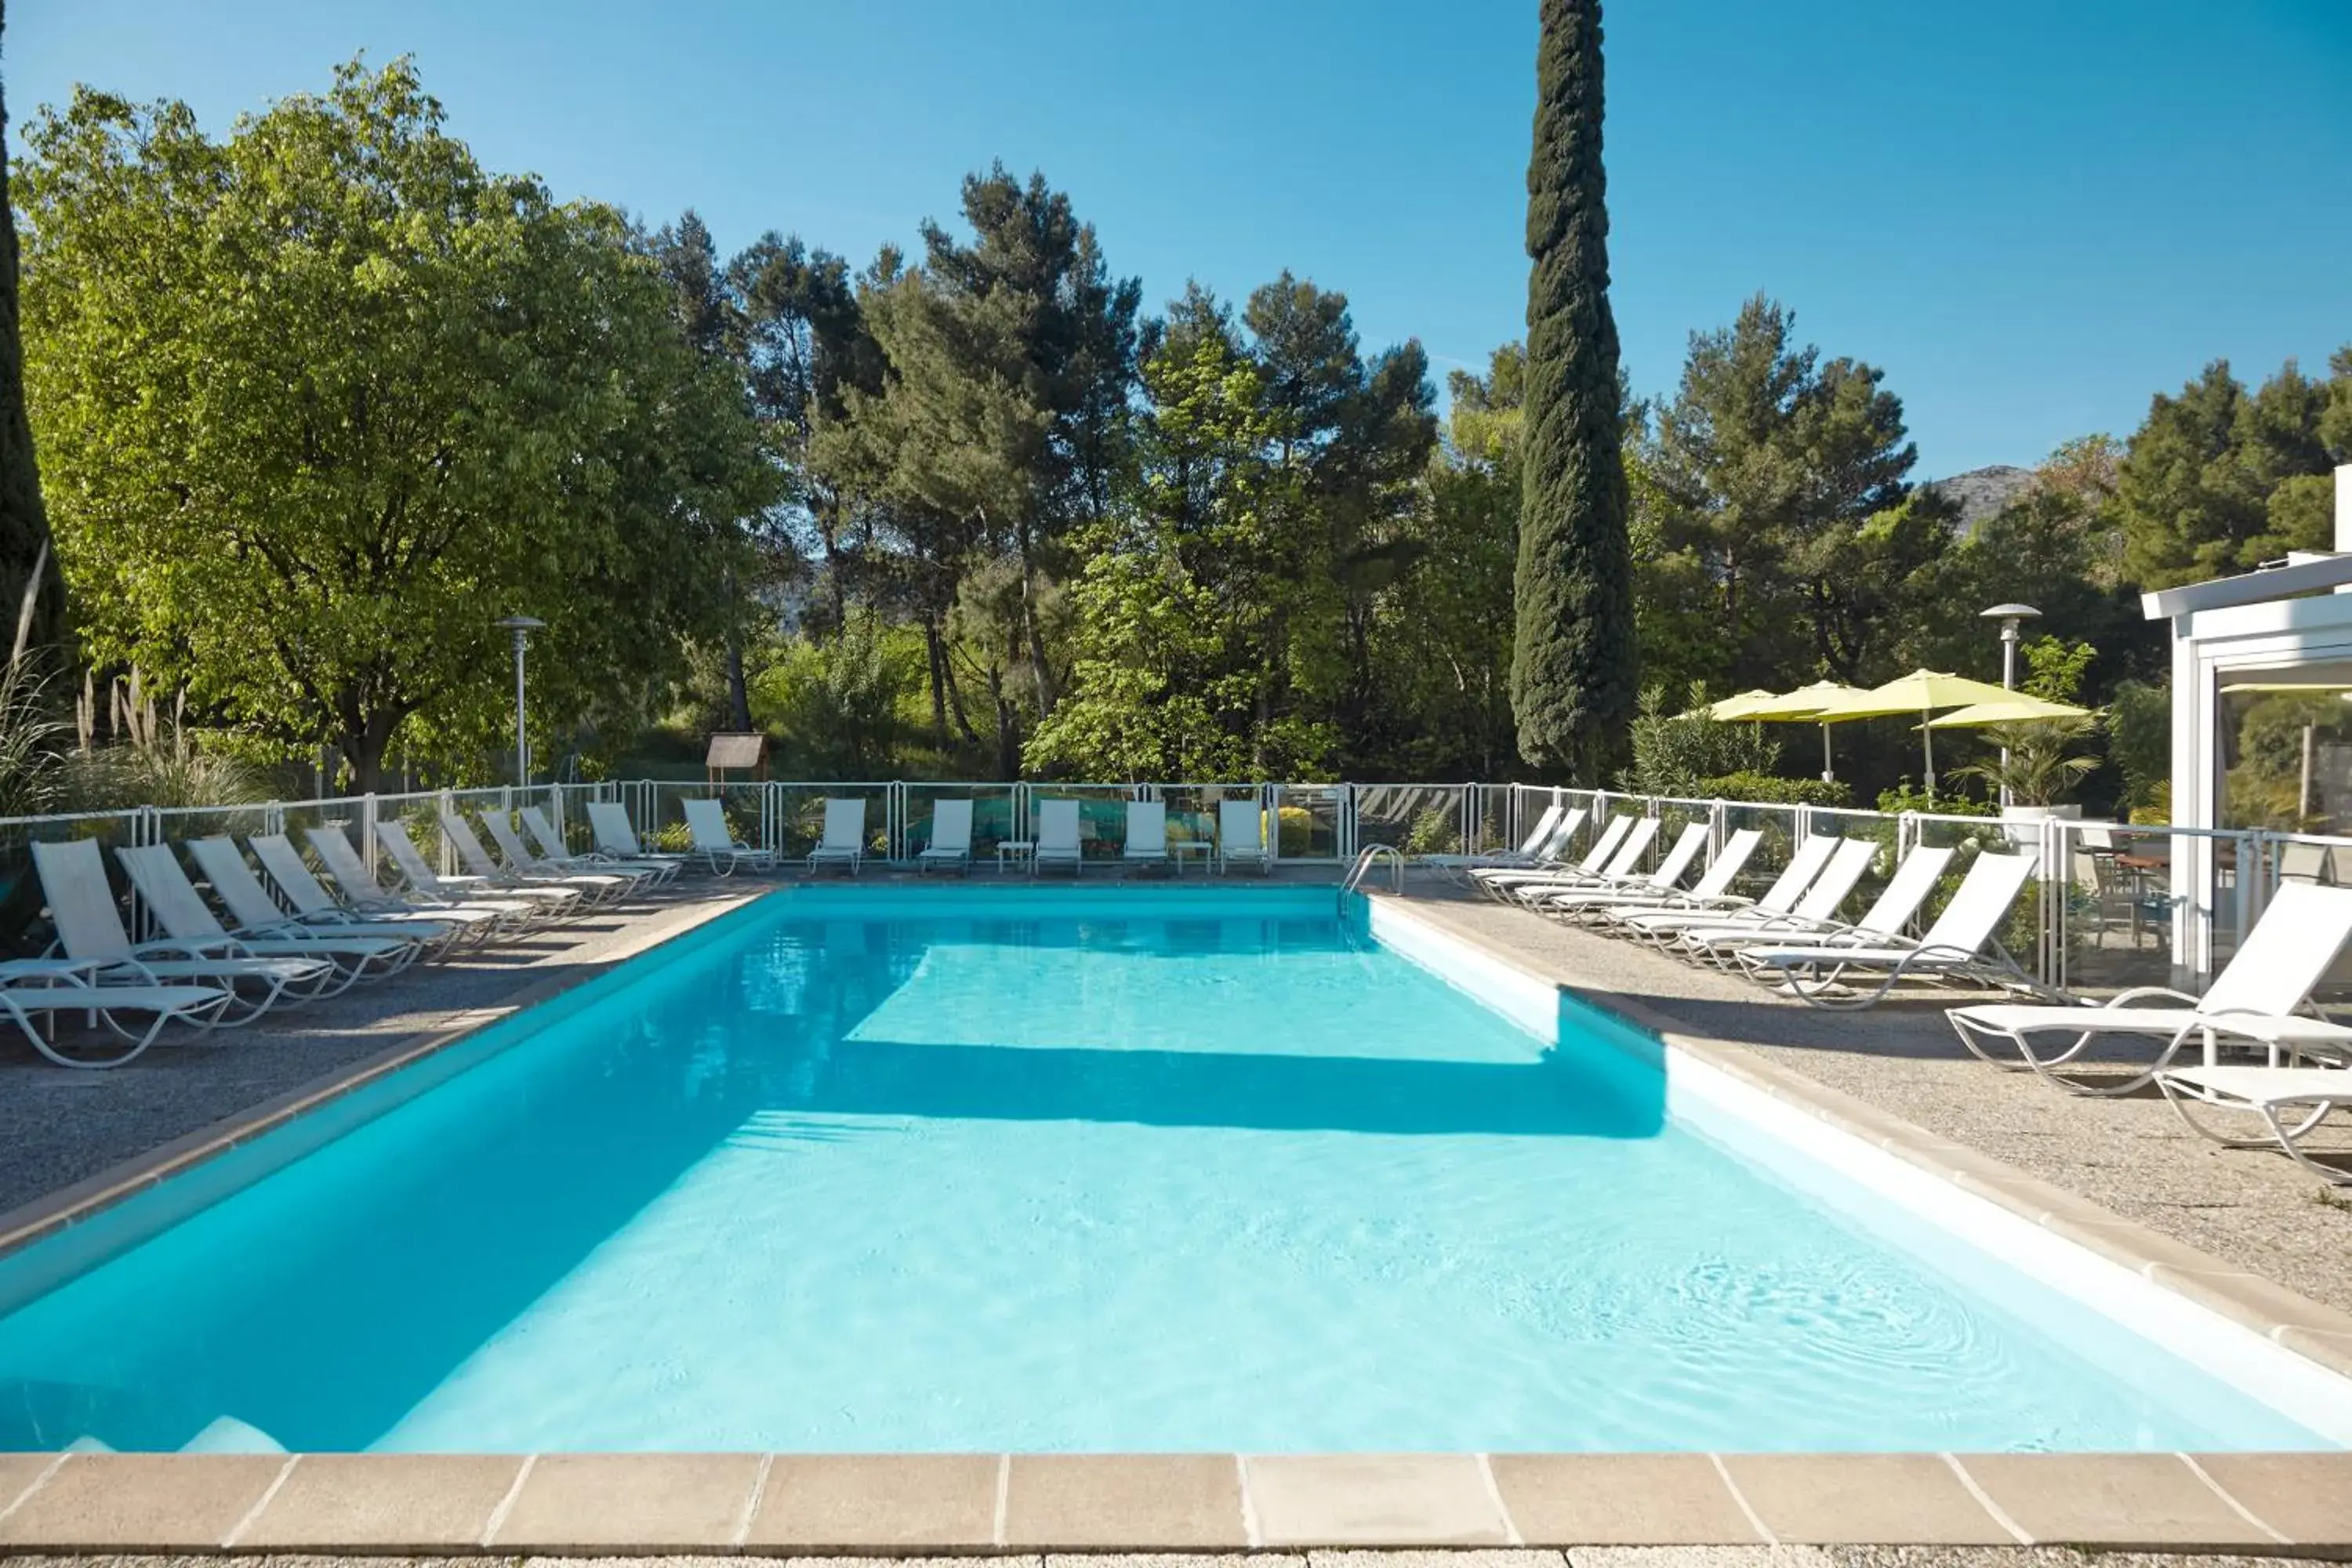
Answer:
[495, 615, 545, 786]
[1980, 603, 2041, 808]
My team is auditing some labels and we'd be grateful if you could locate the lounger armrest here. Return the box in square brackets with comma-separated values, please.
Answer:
[132, 935, 256, 960]
[2111, 985, 2202, 1008]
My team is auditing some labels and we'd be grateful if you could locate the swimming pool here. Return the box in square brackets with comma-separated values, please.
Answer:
[0, 885, 2343, 1454]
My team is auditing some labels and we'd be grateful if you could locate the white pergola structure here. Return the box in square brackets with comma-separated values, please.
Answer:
[2143, 464, 2352, 978]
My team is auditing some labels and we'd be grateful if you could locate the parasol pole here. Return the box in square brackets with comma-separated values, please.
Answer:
[1922, 706, 1936, 800]
[1821, 721, 1834, 784]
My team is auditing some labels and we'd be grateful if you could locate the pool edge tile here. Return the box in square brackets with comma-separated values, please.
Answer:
[2190, 1451, 2352, 1544]
[1244, 1454, 1512, 1548]
[487, 1450, 765, 1552]
[1486, 1453, 1764, 1545]
[230, 1451, 526, 1550]
[1719, 1453, 2018, 1545]
[0, 1453, 290, 1550]
[748, 1454, 1003, 1551]
[1003, 1454, 1250, 1550]
[1955, 1451, 2288, 1548]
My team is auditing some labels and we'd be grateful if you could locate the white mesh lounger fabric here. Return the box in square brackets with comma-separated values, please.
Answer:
[1607, 833, 1841, 942]
[287, 829, 521, 936]
[1949, 881, 2352, 1094]
[1123, 800, 1169, 872]
[807, 799, 868, 876]
[117, 843, 416, 995]
[187, 836, 461, 957]
[1733, 850, 2043, 1009]
[585, 802, 692, 874]
[682, 798, 778, 877]
[438, 809, 608, 909]
[521, 805, 679, 886]
[365, 823, 563, 924]
[481, 811, 647, 900]
[1218, 799, 1272, 876]
[1534, 822, 1709, 916]
[1673, 843, 1952, 968]
[1033, 800, 1083, 875]
[919, 799, 974, 875]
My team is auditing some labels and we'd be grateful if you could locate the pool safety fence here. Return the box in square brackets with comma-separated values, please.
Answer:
[0, 778, 2328, 989]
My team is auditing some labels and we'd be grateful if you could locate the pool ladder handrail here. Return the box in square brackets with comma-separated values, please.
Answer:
[1344, 843, 1406, 896]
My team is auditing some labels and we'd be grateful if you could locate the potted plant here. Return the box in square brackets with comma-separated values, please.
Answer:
[1955, 718, 2099, 821]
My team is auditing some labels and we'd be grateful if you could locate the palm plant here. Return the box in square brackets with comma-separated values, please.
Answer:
[1952, 718, 2100, 808]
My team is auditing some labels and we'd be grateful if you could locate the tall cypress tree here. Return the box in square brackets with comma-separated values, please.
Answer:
[1511, 0, 1634, 778]
[0, 0, 63, 654]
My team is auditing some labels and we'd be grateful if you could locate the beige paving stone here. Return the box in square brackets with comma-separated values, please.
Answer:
[2146, 1267, 2352, 1339]
[1245, 1455, 1511, 1547]
[746, 1454, 1000, 1550]
[1046, 1555, 1306, 1568]
[2188, 1453, 2352, 1544]
[228, 1454, 524, 1550]
[487, 1453, 763, 1552]
[777, 1559, 1042, 1568]
[1719, 1456, 2014, 1546]
[1005, 1454, 1249, 1550]
[2274, 1323, 2352, 1377]
[1308, 1550, 1566, 1568]
[1490, 1455, 1765, 1546]
[0, 1454, 289, 1549]
[0, 1454, 60, 1516]
[1956, 1454, 2278, 1547]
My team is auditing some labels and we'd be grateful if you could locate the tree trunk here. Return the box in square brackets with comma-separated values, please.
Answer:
[0, 4, 67, 657]
[340, 708, 405, 797]
[921, 613, 949, 735]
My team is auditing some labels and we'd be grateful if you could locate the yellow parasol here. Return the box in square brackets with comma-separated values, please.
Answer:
[1925, 694, 2093, 729]
[1704, 689, 1784, 722]
[1807, 670, 2021, 793]
[1695, 681, 1872, 782]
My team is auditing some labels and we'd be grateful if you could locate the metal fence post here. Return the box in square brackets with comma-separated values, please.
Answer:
[361, 793, 379, 877]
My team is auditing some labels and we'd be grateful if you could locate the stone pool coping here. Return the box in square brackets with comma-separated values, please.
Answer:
[0, 1450, 2349, 1554]
[2, 887, 2350, 1555]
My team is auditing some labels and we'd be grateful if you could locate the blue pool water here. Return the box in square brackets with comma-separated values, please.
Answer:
[0, 887, 2333, 1453]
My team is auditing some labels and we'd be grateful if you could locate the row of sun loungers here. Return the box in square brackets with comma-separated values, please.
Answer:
[1480, 803, 2352, 1185]
[783, 796, 1279, 877]
[9, 804, 711, 1069]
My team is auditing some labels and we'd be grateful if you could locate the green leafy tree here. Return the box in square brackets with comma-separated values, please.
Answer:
[1512, 0, 1636, 779]
[2117, 354, 2352, 589]
[19, 60, 775, 789]
[0, 2, 63, 652]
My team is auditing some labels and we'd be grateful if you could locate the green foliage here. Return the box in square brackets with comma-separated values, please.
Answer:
[1512, 0, 1635, 780]
[1951, 720, 2100, 808]
[18, 59, 775, 789]
[2106, 679, 2170, 811]
[0, 15, 64, 658]
[1621, 683, 1780, 795]
[2117, 352, 2352, 590]
[1403, 806, 1461, 855]
[1875, 781, 1993, 817]
[1697, 771, 1850, 808]
[750, 621, 920, 779]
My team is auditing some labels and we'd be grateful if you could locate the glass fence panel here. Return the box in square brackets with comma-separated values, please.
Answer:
[1805, 805, 1904, 931]
[1351, 784, 1468, 856]
[1271, 784, 1345, 862]
[903, 782, 1020, 864]
[1025, 783, 1142, 862]
[1152, 784, 1261, 863]
[1467, 786, 1509, 857]
[0, 809, 146, 951]
[1718, 801, 1803, 902]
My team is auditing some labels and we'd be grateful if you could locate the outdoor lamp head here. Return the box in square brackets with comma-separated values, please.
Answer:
[1980, 603, 2041, 638]
[495, 615, 546, 641]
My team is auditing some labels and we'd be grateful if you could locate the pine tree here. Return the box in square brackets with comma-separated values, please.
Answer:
[0, 0, 64, 653]
[1511, 0, 1634, 778]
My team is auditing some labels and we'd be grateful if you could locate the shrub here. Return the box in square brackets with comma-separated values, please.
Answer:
[1696, 771, 1850, 808]
[1277, 805, 1316, 857]
[1875, 781, 1994, 817]
[1403, 805, 1461, 855]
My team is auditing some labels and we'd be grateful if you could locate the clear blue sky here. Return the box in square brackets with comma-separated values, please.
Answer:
[10, 0, 2350, 476]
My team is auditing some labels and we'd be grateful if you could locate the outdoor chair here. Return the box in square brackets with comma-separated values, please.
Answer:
[1675, 843, 1953, 970]
[681, 797, 778, 877]
[481, 810, 650, 901]
[1218, 798, 1272, 876]
[116, 843, 414, 995]
[586, 802, 695, 876]
[190, 836, 465, 958]
[439, 808, 615, 909]
[1733, 849, 2045, 1008]
[522, 805, 679, 886]
[919, 799, 974, 875]
[1605, 833, 1842, 943]
[1533, 822, 1708, 916]
[1033, 799, 1083, 875]
[1951, 880, 2352, 1095]
[1477, 813, 1634, 898]
[808, 798, 867, 876]
[1123, 800, 1170, 873]
[2155, 1062, 2352, 1185]
[289, 829, 527, 937]
[371, 821, 572, 924]
[1504, 816, 1664, 903]
[31, 837, 328, 1027]
[1541, 827, 1763, 924]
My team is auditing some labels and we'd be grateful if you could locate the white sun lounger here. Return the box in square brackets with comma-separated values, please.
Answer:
[808, 798, 868, 876]
[1951, 880, 2352, 1095]
[188, 836, 463, 957]
[117, 843, 412, 994]
[2156, 1064, 2352, 1185]
[682, 797, 778, 877]
[481, 811, 649, 900]
[1218, 798, 1272, 876]
[1669, 840, 1935, 965]
[1606, 833, 1842, 942]
[1547, 827, 1765, 923]
[1534, 822, 1709, 915]
[1734, 849, 2043, 1008]
[1503, 817, 1661, 902]
[1440, 803, 1578, 874]
[583, 802, 692, 876]
[371, 822, 568, 924]
[299, 828, 535, 934]
[0, 954, 229, 1069]
[1123, 800, 1168, 873]
[1033, 799, 1083, 875]
[31, 838, 329, 1027]
[521, 805, 678, 886]
[920, 799, 974, 875]
[1476, 813, 1632, 897]
[439, 809, 609, 909]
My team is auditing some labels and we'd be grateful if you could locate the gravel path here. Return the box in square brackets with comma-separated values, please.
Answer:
[1404, 879, 2352, 1316]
